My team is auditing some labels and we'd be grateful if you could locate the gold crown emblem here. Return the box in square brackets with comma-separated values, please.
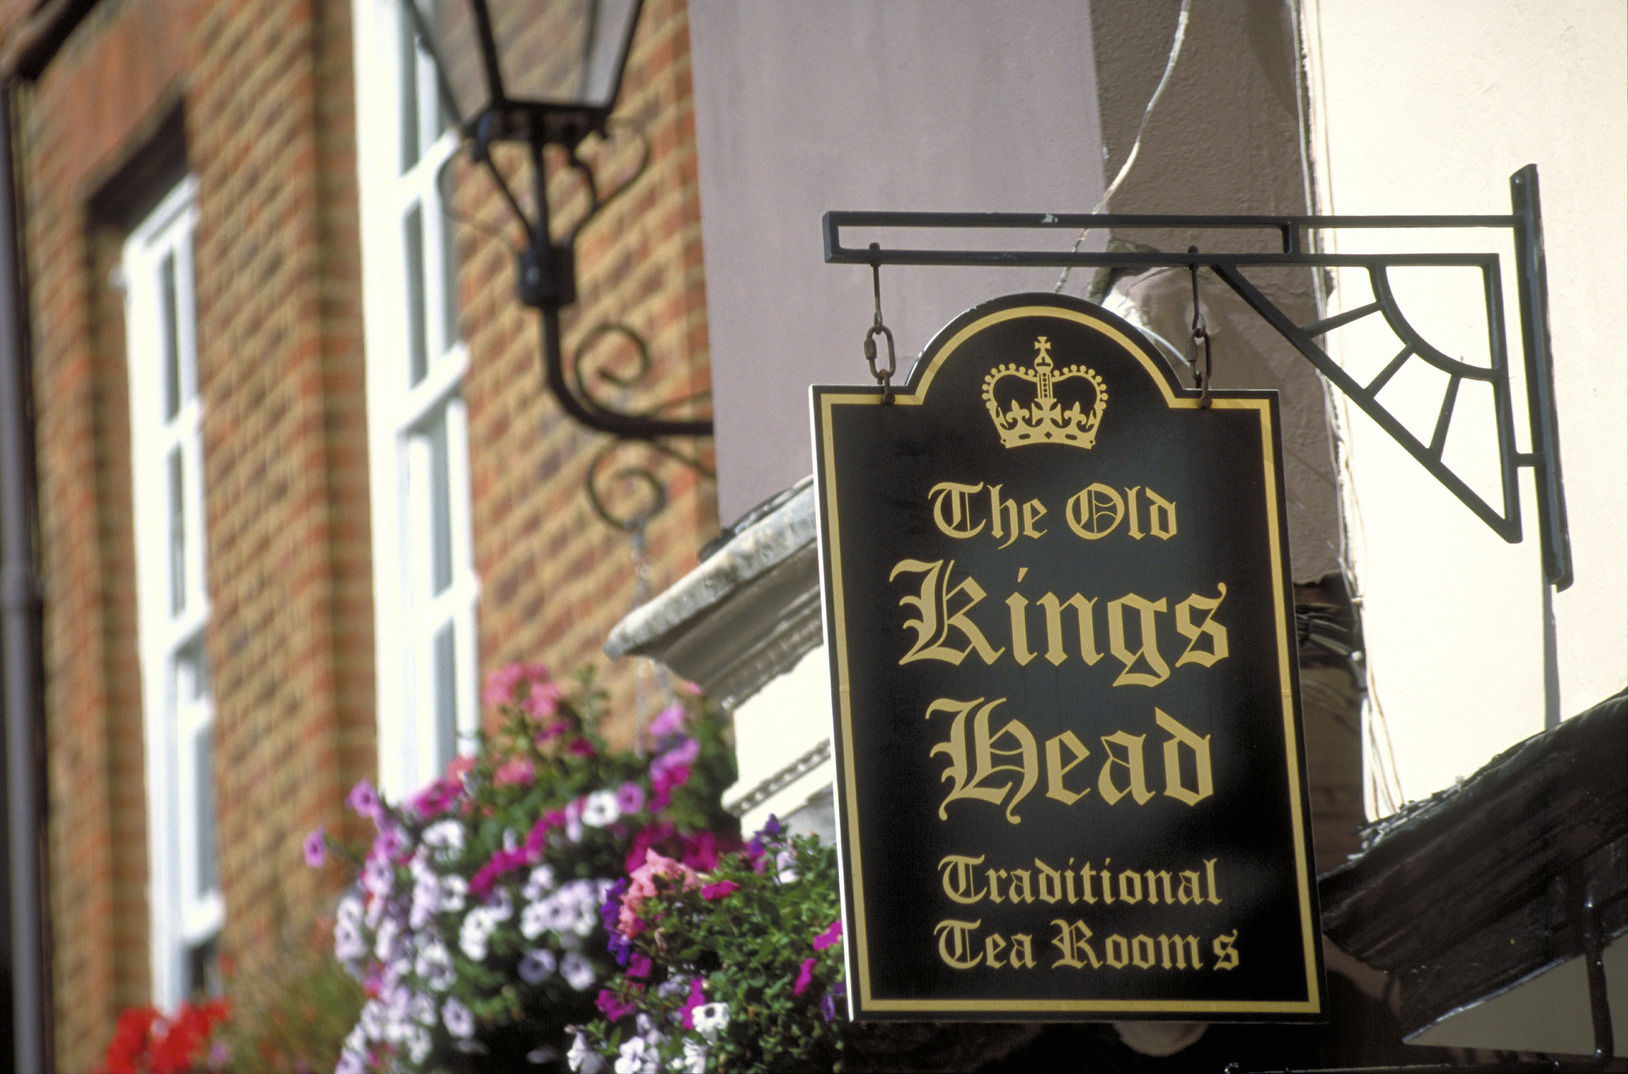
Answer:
[982, 336, 1108, 449]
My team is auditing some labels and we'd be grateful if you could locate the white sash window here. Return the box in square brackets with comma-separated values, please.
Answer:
[124, 178, 223, 1006]
[355, 0, 480, 797]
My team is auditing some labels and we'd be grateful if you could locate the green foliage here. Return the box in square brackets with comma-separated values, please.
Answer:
[579, 824, 848, 1073]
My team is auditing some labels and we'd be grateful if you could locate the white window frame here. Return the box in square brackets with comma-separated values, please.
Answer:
[354, 0, 481, 799]
[124, 177, 224, 1007]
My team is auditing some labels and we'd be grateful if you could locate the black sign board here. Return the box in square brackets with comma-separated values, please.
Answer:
[812, 293, 1323, 1020]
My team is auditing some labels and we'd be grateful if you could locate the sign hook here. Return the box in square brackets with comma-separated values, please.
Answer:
[863, 242, 897, 404]
[1188, 249, 1213, 409]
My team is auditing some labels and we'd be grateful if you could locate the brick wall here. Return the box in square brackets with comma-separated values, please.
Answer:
[17, 0, 375, 1066]
[15, 0, 713, 1065]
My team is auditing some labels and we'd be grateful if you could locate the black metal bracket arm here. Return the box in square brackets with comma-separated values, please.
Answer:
[823, 165, 1571, 590]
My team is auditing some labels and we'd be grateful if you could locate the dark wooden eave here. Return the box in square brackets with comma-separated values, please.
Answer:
[1319, 687, 1627, 1037]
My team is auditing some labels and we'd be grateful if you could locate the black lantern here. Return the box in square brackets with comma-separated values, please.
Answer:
[403, 0, 712, 448]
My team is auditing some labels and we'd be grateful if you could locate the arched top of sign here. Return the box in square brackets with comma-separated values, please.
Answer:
[901, 293, 1191, 410]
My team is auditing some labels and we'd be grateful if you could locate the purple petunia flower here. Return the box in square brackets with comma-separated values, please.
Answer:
[700, 880, 738, 901]
[607, 929, 633, 968]
[600, 878, 629, 931]
[820, 993, 837, 1023]
[347, 778, 382, 822]
[615, 781, 646, 815]
[303, 826, 327, 867]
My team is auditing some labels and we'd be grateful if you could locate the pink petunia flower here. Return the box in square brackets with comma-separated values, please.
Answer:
[493, 759, 534, 787]
[482, 663, 528, 707]
[303, 827, 326, 868]
[618, 850, 700, 936]
[521, 680, 564, 720]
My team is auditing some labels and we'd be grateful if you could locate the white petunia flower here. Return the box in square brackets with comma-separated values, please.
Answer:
[520, 899, 551, 941]
[678, 1039, 709, 1074]
[415, 940, 456, 991]
[613, 1037, 651, 1074]
[407, 1025, 433, 1064]
[523, 865, 557, 901]
[358, 998, 385, 1041]
[374, 916, 401, 963]
[410, 991, 438, 1026]
[460, 906, 497, 961]
[410, 865, 441, 930]
[443, 996, 474, 1039]
[561, 950, 595, 990]
[691, 1002, 730, 1043]
[422, 818, 465, 859]
[519, 947, 557, 984]
[333, 915, 367, 963]
[581, 789, 620, 827]
[440, 874, 468, 914]
[568, 1030, 608, 1074]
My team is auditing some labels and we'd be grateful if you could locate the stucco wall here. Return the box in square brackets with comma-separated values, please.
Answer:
[688, 0, 1105, 525]
[1301, 0, 1628, 809]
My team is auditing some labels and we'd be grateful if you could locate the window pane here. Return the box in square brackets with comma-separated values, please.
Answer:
[162, 252, 182, 420]
[433, 622, 457, 771]
[399, 21, 422, 173]
[427, 414, 453, 594]
[405, 205, 428, 386]
[194, 727, 217, 897]
[437, 163, 460, 356]
[185, 935, 221, 1000]
[168, 447, 186, 615]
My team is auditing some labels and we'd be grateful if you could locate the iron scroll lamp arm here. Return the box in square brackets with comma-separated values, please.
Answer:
[500, 115, 712, 443]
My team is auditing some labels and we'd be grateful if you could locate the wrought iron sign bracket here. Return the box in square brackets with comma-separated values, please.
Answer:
[823, 165, 1571, 589]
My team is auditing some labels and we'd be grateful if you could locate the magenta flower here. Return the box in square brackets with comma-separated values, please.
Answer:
[628, 952, 652, 979]
[596, 988, 636, 1022]
[700, 880, 738, 901]
[303, 827, 326, 867]
[678, 977, 707, 1029]
[793, 957, 817, 997]
[408, 778, 457, 819]
[813, 919, 843, 951]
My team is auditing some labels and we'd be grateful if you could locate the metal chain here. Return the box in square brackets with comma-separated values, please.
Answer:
[863, 243, 897, 403]
[1188, 250, 1213, 409]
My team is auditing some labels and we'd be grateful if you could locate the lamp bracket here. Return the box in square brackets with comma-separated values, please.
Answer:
[823, 166, 1571, 589]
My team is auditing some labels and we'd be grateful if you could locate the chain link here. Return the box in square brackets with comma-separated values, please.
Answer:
[863, 243, 897, 403]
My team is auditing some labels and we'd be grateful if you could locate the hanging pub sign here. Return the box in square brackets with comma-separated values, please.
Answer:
[811, 292, 1324, 1021]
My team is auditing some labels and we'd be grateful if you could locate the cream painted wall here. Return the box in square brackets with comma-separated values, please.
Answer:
[1301, 0, 1627, 812]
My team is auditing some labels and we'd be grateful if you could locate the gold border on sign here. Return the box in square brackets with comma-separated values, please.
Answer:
[816, 303, 1322, 1017]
